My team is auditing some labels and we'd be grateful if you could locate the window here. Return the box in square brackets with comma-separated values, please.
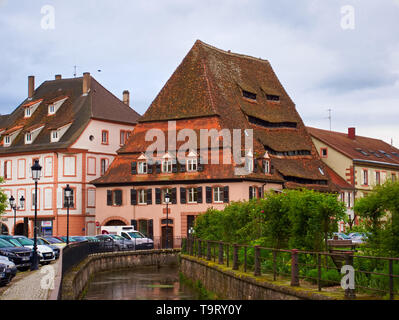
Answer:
[25, 133, 32, 144]
[264, 160, 270, 174]
[4, 160, 11, 179]
[51, 130, 59, 142]
[162, 159, 172, 173]
[321, 148, 328, 158]
[25, 107, 31, 118]
[213, 187, 223, 203]
[48, 104, 55, 115]
[250, 186, 258, 199]
[138, 189, 147, 204]
[242, 90, 256, 100]
[245, 157, 253, 173]
[347, 192, 351, 208]
[101, 159, 108, 175]
[120, 130, 126, 145]
[376, 171, 381, 185]
[138, 161, 148, 174]
[186, 158, 197, 172]
[363, 170, 368, 185]
[266, 94, 280, 101]
[392, 173, 397, 182]
[4, 136, 11, 146]
[106, 190, 122, 206]
[188, 188, 198, 203]
[101, 130, 109, 144]
[63, 188, 74, 208]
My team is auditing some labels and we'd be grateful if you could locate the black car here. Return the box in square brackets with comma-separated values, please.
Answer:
[0, 263, 13, 286]
[0, 238, 32, 270]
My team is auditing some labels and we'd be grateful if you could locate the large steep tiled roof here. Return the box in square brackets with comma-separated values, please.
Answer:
[307, 126, 399, 167]
[93, 40, 336, 191]
[0, 76, 140, 154]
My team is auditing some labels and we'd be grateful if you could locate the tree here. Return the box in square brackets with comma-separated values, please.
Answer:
[0, 177, 9, 234]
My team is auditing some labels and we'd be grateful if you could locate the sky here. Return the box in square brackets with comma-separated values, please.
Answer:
[0, 0, 398, 147]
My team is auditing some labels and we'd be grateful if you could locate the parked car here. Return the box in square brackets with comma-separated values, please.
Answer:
[95, 234, 133, 251]
[332, 232, 352, 240]
[0, 238, 32, 270]
[1, 236, 55, 265]
[40, 236, 67, 248]
[58, 236, 88, 243]
[0, 256, 17, 285]
[101, 226, 154, 250]
[83, 236, 100, 242]
[348, 232, 368, 244]
[34, 238, 60, 259]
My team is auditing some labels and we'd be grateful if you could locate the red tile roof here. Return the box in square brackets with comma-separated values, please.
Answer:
[307, 126, 399, 167]
[93, 40, 337, 191]
[323, 165, 353, 190]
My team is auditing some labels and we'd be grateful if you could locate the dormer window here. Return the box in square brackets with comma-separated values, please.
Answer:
[25, 107, 31, 117]
[266, 94, 280, 101]
[264, 160, 270, 174]
[4, 136, 11, 146]
[47, 97, 68, 116]
[25, 133, 32, 144]
[242, 90, 257, 100]
[138, 161, 148, 174]
[51, 130, 59, 142]
[187, 158, 198, 172]
[162, 159, 173, 173]
[23, 99, 42, 118]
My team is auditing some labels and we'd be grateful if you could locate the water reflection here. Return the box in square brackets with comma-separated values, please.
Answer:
[83, 266, 199, 300]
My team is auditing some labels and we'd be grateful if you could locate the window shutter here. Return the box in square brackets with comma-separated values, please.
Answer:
[258, 186, 263, 199]
[197, 157, 204, 172]
[155, 188, 161, 204]
[57, 188, 63, 209]
[249, 186, 253, 200]
[147, 163, 153, 174]
[130, 189, 137, 205]
[223, 186, 229, 203]
[180, 188, 187, 204]
[270, 164, 275, 174]
[148, 219, 154, 239]
[115, 190, 122, 206]
[179, 161, 186, 172]
[107, 190, 112, 206]
[254, 159, 258, 172]
[206, 187, 212, 203]
[171, 188, 177, 204]
[131, 162, 137, 175]
[131, 219, 137, 230]
[156, 161, 161, 174]
[146, 189, 152, 205]
[172, 159, 178, 173]
[197, 187, 203, 203]
[262, 160, 266, 173]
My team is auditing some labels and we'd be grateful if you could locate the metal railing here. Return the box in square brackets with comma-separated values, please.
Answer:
[182, 238, 399, 300]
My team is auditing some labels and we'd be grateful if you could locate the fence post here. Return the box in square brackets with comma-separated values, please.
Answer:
[389, 259, 394, 300]
[244, 246, 247, 273]
[273, 250, 277, 281]
[207, 241, 211, 261]
[254, 246, 261, 276]
[226, 245, 230, 267]
[317, 253, 321, 291]
[344, 253, 356, 299]
[233, 244, 239, 271]
[198, 239, 202, 258]
[291, 249, 299, 286]
[218, 242, 224, 265]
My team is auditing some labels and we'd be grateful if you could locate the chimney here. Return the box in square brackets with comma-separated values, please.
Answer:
[123, 90, 130, 106]
[28, 75, 35, 99]
[82, 72, 91, 95]
[55, 74, 62, 80]
[348, 127, 356, 140]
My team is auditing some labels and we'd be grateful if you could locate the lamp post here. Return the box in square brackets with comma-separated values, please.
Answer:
[9, 196, 25, 235]
[31, 160, 42, 271]
[165, 192, 170, 249]
[64, 184, 72, 246]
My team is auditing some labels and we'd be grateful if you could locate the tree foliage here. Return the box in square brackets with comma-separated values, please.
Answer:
[194, 189, 346, 251]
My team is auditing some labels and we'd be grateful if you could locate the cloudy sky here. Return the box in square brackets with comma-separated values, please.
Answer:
[0, 0, 398, 146]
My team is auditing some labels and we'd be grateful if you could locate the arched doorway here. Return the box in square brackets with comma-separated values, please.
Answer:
[14, 223, 25, 236]
[0, 223, 9, 235]
[105, 220, 127, 226]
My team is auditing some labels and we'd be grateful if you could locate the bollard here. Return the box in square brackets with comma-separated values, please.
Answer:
[207, 241, 211, 261]
[233, 244, 239, 271]
[291, 249, 299, 286]
[254, 246, 261, 276]
[218, 242, 224, 265]
[344, 252, 356, 299]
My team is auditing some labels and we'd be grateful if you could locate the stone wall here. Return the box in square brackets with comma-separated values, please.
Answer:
[180, 255, 337, 300]
[61, 249, 180, 300]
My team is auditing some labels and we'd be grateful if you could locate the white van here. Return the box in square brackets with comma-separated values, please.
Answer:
[100, 226, 154, 250]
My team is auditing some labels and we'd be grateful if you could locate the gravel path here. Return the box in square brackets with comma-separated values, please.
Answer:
[0, 258, 61, 300]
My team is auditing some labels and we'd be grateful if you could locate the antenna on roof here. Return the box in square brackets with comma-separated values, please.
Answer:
[327, 108, 332, 131]
[391, 138, 394, 146]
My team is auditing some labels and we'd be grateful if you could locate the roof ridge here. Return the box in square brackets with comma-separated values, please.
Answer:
[195, 40, 270, 64]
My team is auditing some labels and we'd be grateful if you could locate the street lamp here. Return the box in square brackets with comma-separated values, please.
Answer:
[9, 195, 25, 235]
[64, 184, 72, 246]
[165, 192, 170, 249]
[31, 160, 42, 271]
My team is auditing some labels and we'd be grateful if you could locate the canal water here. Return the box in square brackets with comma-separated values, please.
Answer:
[82, 266, 200, 300]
